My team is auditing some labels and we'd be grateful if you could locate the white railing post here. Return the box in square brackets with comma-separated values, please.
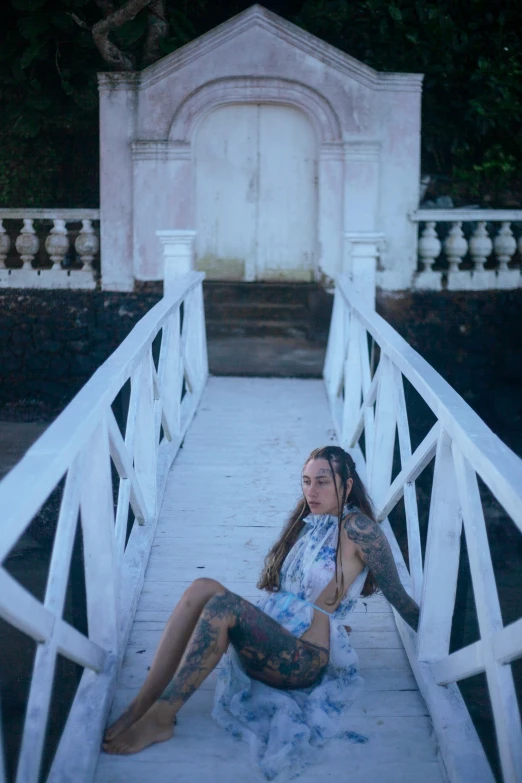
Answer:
[392, 366, 423, 603]
[157, 229, 197, 297]
[196, 282, 208, 382]
[343, 232, 384, 309]
[133, 352, 158, 521]
[157, 309, 183, 439]
[80, 419, 118, 654]
[367, 354, 396, 508]
[418, 430, 462, 661]
[341, 315, 361, 449]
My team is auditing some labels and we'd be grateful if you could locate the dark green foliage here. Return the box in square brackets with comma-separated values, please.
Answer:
[0, 0, 520, 207]
[294, 0, 522, 203]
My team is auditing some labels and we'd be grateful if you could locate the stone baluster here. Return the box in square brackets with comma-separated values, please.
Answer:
[418, 222, 441, 272]
[494, 221, 520, 289]
[0, 219, 10, 268]
[15, 218, 39, 269]
[493, 222, 516, 271]
[444, 222, 469, 291]
[443, 222, 468, 272]
[469, 221, 492, 272]
[45, 219, 70, 269]
[75, 219, 99, 272]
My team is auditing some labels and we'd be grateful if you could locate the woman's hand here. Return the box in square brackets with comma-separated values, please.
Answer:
[343, 512, 419, 632]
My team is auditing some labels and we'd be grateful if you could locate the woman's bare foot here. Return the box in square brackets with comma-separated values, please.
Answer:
[104, 700, 176, 743]
[104, 703, 141, 743]
[102, 701, 176, 755]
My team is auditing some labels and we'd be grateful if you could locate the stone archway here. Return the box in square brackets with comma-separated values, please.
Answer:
[169, 77, 342, 281]
[168, 77, 342, 144]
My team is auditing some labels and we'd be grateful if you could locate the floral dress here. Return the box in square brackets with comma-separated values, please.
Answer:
[212, 504, 369, 781]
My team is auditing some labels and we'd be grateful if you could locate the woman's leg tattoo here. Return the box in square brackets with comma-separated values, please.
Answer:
[103, 577, 224, 745]
[102, 588, 329, 755]
[226, 595, 329, 689]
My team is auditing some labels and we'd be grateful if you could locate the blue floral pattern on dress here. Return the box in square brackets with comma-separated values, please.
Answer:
[212, 504, 369, 780]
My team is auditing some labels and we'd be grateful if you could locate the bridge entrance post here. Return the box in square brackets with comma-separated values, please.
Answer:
[343, 231, 384, 309]
[157, 229, 197, 296]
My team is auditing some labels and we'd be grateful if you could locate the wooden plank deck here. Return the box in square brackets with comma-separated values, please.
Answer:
[94, 377, 447, 783]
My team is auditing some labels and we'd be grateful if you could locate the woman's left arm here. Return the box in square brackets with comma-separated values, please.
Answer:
[344, 512, 419, 631]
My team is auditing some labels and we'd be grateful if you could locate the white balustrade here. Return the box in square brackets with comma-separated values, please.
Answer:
[0, 209, 100, 289]
[324, 275, 522, 783]
[410, 209, 522, 291]
[0, 271, 208, 783]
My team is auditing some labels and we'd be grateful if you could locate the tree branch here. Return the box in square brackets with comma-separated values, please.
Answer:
[68, 12, 91, 32]
[92, 0, 153, 70]
[142, 0, 169, 65]
[94, 0, 117, 15]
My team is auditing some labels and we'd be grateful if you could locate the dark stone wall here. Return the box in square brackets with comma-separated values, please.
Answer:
[376, 289, 522, 456]
[0, 286, 521, 455]
[0, 287, 162, 419]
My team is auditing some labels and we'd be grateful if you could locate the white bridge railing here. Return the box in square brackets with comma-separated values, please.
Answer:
[410, 209, 522, 291]
[0, 209, 100, 289]
[324, 276, 522, 783]
[0, 271, 208, 782]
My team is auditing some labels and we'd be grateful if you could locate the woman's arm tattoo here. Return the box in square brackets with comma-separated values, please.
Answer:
[344, 512, 419, 631]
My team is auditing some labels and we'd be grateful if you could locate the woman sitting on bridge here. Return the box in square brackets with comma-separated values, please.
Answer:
[103, 445, 419, 779]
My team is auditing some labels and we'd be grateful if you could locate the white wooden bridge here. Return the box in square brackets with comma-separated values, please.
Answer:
[1, 272, 521, 783]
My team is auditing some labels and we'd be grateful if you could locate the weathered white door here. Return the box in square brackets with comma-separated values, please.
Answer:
[194, 104, 317, 281]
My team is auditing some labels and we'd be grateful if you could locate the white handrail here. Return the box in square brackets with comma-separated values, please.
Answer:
[324, 275, 522, 783]
[0, 271, 208, 783]
[0, 209, 100, 220]
[410, 209, 522, 222]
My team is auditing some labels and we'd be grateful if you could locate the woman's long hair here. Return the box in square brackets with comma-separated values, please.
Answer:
[257, 446, 379, 599]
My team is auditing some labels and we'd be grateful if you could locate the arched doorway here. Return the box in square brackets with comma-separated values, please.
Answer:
[194, 103, 317, 281]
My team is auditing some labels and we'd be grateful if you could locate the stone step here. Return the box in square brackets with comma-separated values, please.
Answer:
[205, 318, 310, 339]
[202, 281, 333, 341]
[204, 301, 309, 322]
[202, 281, 320, 306]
